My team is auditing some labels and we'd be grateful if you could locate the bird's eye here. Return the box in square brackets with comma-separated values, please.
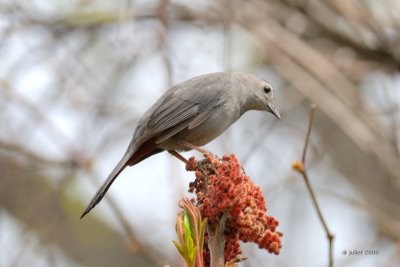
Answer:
[264, 86, 271, 93]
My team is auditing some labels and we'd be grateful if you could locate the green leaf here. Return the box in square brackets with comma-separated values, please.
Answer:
[199, 219, 207, 249]
[174, 199, 207, 267]
[188, 246, 196, 262]
[172, 240, 184, 257]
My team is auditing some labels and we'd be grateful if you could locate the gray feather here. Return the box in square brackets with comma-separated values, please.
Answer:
[81, 72, 237, 218]
[80, 152, 131, 219]
[128, 72, 230, 153]
[156, 120, 192, 144]
[188, 109, 215, 129]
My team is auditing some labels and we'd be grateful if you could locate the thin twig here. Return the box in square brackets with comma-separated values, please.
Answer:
[293, 104, 334, 267]
[301, 103, 316, 162]
[103, 192, 167, 265]
[0, 79, 77, 155]
[86, 177, 161, 264]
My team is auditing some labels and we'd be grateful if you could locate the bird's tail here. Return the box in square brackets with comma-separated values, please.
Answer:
[80, 153, 130, 219]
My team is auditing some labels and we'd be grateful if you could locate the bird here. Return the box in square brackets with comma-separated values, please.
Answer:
[80, 72, 280, 218]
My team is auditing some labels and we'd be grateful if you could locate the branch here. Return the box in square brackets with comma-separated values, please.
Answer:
[301, 104, 316, 163]
[0, 155, 156, 267]
[292, 104, 334, 267]
[207, 212, 227, 267]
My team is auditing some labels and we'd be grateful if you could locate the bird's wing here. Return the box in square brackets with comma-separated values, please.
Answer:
[154, 107, 216, 144]
[80, 73, 230, 218]
[129, 72, 231, 152]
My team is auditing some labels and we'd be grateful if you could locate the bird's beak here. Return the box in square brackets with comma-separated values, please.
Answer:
[267, 102, 281, 120]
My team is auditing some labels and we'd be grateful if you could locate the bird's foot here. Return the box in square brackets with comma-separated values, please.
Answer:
[168, 150, 188, 164]
[176, 140, 209, 155]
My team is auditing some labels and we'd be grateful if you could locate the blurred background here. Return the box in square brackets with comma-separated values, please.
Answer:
[1, 0, 400, 266]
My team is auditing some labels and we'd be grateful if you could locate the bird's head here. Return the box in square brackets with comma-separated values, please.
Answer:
[257, 80, 281, 120]
[234, 73, 281, 120]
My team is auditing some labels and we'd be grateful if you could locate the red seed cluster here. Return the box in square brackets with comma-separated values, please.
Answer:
[186, 153, 283, 264]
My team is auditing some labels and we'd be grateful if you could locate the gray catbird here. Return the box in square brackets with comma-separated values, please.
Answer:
[81, 72, 280, 218]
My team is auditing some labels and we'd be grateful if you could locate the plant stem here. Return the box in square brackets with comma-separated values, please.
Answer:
[208, 213, 227, 267]
[298, 104, 334, 267]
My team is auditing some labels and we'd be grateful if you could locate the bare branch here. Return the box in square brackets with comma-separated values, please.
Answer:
[293, 105, 334, 267]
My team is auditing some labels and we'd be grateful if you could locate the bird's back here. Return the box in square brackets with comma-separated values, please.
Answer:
[126, 72, 232, 154]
